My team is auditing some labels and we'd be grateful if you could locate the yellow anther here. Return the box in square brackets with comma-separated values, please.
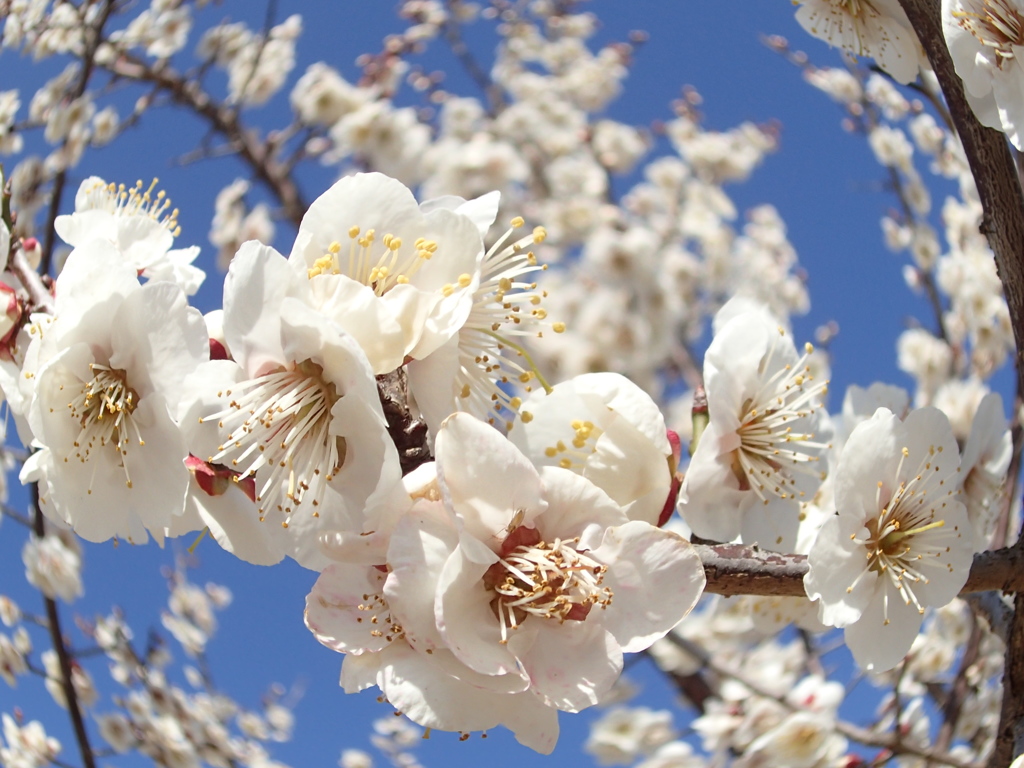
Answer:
[511, 216, 525, 228]
[552, 322, 566, 333]
[458, 273, 472, 288]
[328, 241, 341, 254]
[521, 411, 534, 423]
[348, 225, 360, 238]
[533, 226, 547, 243]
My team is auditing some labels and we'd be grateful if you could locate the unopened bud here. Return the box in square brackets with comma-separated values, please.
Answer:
[185, 455, 256, 502]
[20, 237, 40, 271]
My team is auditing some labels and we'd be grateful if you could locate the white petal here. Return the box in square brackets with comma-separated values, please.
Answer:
[385, 502, 459, 653]
[304, 563, 392, 654]
[804, 516, 875, 628]
[377, 643, 560, 753]
[510, 619, 620, 712]
[435, 544, 523, 678]
[436, 413, 546, 540]
[844, 586, 924, 672]
[590, 521, 705, 653]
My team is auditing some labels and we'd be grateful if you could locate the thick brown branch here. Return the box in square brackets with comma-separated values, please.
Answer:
[698, 543, 1024, 597]
[897, 0, 1024, 385]
[896, 2, 1024, 763]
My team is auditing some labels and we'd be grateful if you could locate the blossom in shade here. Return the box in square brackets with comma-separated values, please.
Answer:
[943, 0, 1024, 150]
[958, 392, 1012, 550]
[794, 0, 925, 84]
[805, 407, 973, 672]
[679, 304, 831, 549]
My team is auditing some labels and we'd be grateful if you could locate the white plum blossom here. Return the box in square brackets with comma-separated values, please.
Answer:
[182, 241, 401, 569]
[0, 714, 61, 768]
[290, 172, 491, 374]
[943, 0, 1024, 149]
[584, 706, 677, 766]
[22, 532, 82, 603]
[24, 241, 208, 544]
[794, 0, 925, 84]
[0, 630, 29, 687]
[41, 648, 97, 710]
[735, 711, 847, 768]
[407, 215, 561, 434]
[805, 407, 973, 672]
[54, 177, 205, 295]
[511, 372, 676, 526]
[679, 304, 831, 548]
[306, 413, 705, 752]
[959, 392, 1012, 549]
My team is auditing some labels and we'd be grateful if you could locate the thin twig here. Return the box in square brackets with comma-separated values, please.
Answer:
[101, 54, 307, 227]
[40, 0, 115, 275]
[31, 485, 96, 768]
[664, 633, 979, 768]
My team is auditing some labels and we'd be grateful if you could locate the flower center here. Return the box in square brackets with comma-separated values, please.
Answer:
[483, 525, 612, 643]
[954, 0, 1024, 63]
[82, 177, 181, 236]
[200, 360, 346, 525]
[732, 338, 830, 503]
[853, 445, 959, 618]
[542, 419, 601, 470]
[67, 364, 143, 489]
[307, 227, 463, 297]
[354, 588, 405, 644]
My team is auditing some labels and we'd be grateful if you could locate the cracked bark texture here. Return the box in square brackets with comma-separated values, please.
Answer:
[896, 1, 1024, 762]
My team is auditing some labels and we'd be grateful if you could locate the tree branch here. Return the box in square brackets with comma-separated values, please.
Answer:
[896, 2, 1024, 763]
[697, 543, 1024, 597]
[101, 54, 307, 228]
[32, 488, 96, 768]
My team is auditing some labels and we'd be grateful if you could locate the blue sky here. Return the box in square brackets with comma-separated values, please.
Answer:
[0, 2, 978, 765]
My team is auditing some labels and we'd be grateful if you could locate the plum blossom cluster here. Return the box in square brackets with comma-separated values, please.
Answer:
[0, 162, 706, 749]
[674, 297, 1008, 676]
